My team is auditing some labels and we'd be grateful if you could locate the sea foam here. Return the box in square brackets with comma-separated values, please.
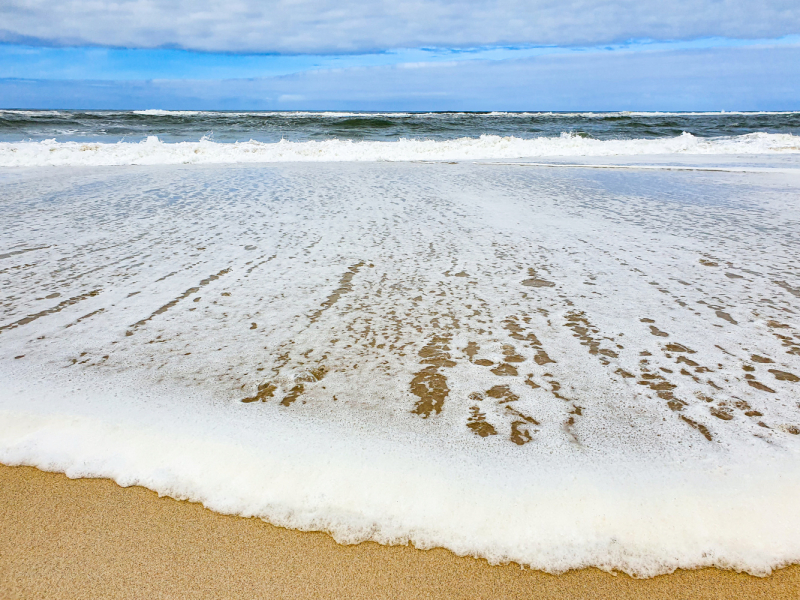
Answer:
[1, 159, 799, 576]
[2, 366, 799, 578]
[1, 131, 798, 167]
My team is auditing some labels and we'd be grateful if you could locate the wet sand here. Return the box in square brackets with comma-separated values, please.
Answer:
[2, 464, 798, 600]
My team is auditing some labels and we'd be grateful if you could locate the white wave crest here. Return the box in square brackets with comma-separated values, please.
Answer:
[1, 132, 799, 167]
[132, 109, 203, 116]
[488, 111, 800, 118]
[130, 110, 416, 118]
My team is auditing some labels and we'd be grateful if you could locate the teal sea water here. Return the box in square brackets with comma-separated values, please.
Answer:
[1, 109, 799, 143]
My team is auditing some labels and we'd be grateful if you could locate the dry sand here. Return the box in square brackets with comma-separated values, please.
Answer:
[1, 464, 798, 599]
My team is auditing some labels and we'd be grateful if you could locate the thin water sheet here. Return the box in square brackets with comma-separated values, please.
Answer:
[1, 159, 800, 574]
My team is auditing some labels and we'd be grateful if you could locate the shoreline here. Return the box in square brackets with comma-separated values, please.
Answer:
[2, 464, 798, 599]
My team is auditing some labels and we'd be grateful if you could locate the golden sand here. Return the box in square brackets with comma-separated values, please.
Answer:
[1, 464, 798, 599]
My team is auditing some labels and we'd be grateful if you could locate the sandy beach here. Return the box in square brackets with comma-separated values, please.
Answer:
[0, 464, 797, 599]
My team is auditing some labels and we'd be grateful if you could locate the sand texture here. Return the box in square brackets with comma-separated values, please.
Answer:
[1, 464, 798, 600]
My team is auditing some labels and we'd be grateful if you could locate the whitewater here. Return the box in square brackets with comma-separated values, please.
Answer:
[1, 132, 799, 166]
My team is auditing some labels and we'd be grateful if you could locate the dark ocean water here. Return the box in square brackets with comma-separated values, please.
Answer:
[1, 110, 799, 143]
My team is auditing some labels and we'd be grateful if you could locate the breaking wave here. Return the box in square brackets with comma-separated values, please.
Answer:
[1, 132, 798, 167]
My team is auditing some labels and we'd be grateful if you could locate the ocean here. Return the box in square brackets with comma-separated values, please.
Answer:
[1, 110, 800, 165]
[1, 111, 799, 576]
[3, 110, 800, 144]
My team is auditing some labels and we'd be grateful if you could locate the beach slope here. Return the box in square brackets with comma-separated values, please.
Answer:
[2, 464, 799, 600]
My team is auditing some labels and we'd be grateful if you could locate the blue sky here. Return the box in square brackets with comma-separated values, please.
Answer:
[1, 0, 799, 109]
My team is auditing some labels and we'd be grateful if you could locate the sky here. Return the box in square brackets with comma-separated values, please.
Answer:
[1, 0, 799, 110]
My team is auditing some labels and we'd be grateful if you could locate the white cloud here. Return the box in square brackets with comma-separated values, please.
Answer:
[0, 0, 799, 54]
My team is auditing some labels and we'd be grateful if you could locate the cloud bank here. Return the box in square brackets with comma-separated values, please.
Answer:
[1, 0, 799, 53]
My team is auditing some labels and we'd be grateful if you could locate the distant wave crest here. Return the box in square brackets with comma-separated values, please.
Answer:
[1, 132, 799, 167]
